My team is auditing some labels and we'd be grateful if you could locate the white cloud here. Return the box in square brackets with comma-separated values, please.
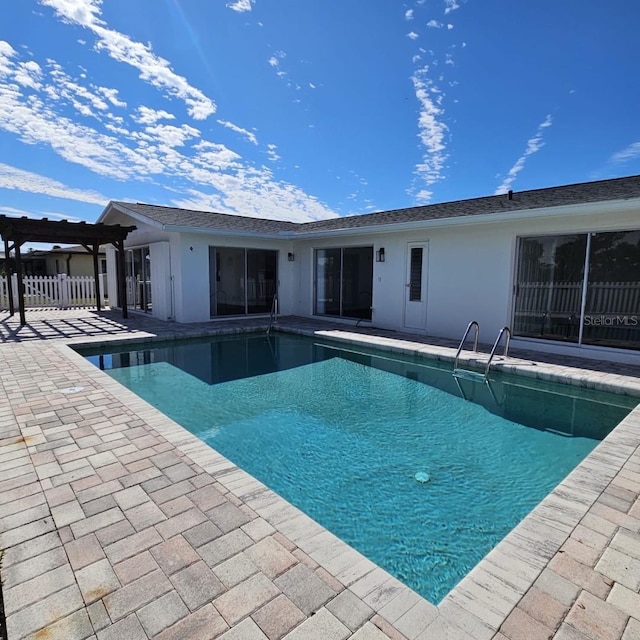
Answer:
[132, 106, 175, 125]
[411, 65, 448, 202]
[444, 0, 460, 14]
[407, 32, 419, 40]
[268, 50, 286, 74]
[14, 60, 43, 90]
[266, 143, 280, 162]
[0, 44, 335, 223]
[0, 205, 82, 223]
[0, 162, 108, 204]
[309, 82, 316, 89]
[609, 141, 640, 165]
[427, 20, 442, 28]
[447, 23, 454, 29]
[227, 0, 253, 12]
[217, 119, 258, 145]
[495, 114, 553, 194]
[405, 9, 414, 20]
[97, 86, 126, 108]
[40, 0, 216, 119]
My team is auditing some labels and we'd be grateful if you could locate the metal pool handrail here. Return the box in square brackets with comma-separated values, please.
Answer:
[453, 320, 479, 370]
[266, 294, 278, 336]
[484, 326, 511, 376]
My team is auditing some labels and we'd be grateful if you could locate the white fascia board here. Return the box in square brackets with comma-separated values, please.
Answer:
[162, 225, 293, 240]
[292, 198, 640, 240]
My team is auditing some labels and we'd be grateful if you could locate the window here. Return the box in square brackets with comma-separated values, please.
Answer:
[209, 247, 277, 317]
[314, 247, 373, 320]
[513, 231, 640, 350]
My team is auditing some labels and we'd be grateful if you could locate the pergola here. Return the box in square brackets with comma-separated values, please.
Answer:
[0, 216, 136, 326]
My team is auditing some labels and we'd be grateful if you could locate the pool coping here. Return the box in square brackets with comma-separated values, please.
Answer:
[59, 323, 640, 639]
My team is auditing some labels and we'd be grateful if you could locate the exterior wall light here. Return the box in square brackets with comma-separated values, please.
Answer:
[375, 247, 385, 263]
[287, 252, 295, 261]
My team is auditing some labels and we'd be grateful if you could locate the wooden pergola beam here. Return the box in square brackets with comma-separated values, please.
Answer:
[0, 216, 136, 326]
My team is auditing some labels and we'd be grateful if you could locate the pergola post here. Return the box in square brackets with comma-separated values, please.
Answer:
[14, 240, 26, 326]
[3, 236, 14, 316]
[116, 239, 128, 319]
[84, 242, 102, 312]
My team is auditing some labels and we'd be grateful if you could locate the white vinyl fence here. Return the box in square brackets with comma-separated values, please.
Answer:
[517, 281, 640, 315]
[0, 274, 108, 310]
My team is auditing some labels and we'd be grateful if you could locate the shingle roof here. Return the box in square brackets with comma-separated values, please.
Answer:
[112, 202, 296, 234]
[111, 174, 640, 236]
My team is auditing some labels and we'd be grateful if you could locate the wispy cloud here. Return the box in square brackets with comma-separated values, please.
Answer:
[39, 0, 216, 119]
[132, 106, 175, 125]
[410, 65, 448, 203]
[405, 9, 414, 20]
[407, 32, 419, 40]
[0, 205, 82, 222]
[609, 141, 640, 165]
[266, 143, 280, 162]
[444, 0, 460, 14]
[227, 0, 253, 12]
[267, 50, 287, 79]
[0, 43, 336, 223]
[427, 20, 443, 28]
[217, 119, 258, 145]
[0, 162, 108, 204]
[495, 114, 553, 194]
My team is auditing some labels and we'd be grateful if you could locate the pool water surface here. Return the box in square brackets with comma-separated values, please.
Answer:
[80, 332, 637, 602]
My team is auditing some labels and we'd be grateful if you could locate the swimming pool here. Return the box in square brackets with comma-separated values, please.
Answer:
[80, 332, 637, 603]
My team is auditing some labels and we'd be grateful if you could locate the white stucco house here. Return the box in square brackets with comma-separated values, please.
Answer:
[98, 175, 640, 363]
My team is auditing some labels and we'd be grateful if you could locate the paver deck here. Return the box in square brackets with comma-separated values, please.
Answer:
[1, 308, 639, 640]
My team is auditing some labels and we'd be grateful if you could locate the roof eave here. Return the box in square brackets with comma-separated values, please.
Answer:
[162, 224, 295, 240]
[292, 197, 640, 239]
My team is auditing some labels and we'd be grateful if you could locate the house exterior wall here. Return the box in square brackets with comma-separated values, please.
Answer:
[102, 200, 640, 362]
[170, 233, 294, 323]
[292, 203, 640, 363]
[45, 253, 105, 277]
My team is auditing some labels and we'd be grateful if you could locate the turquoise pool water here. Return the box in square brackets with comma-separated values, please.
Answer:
[81, 333, 637, 603]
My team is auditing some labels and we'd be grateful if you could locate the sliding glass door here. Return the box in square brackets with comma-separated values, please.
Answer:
[314, 247, 373, 320]
[582, 231, 640, 349]
[209, 247, 277, 317]
[125, 246, 152, 312]
[513, 230, 640, 350]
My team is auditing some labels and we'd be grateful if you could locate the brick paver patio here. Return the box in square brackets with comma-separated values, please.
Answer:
[0, 308, 639, 640]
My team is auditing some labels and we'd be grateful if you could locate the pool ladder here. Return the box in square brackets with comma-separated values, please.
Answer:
[453, 321, 511, 380]
[266, 294, 278, 336]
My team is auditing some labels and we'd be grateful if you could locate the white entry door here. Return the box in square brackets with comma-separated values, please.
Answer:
[404, 242, 429, 330]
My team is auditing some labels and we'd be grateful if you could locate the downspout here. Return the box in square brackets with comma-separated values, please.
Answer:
[66, 253, 73, 276]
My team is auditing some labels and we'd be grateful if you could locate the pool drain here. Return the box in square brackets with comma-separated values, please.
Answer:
[59, 386, 85, 395]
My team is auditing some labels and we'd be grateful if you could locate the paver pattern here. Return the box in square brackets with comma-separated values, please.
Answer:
[0, 308, 639, 640]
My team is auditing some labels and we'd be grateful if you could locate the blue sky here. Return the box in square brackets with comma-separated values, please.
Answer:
[1, 0, 639, 230]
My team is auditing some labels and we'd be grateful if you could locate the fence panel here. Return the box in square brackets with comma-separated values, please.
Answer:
[0, 275, 106, 310]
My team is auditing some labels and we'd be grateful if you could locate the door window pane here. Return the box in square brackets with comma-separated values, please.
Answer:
[315, 249, 341, 316]
[582, 231, 640, 349]
[215, 248, 246, 316]
[513, 235, 587, 342]
[342, 247, 373, 319]
[409, 247, 423, 302]
[125, 247, 151, 312]
[247, 249, 277, 314]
